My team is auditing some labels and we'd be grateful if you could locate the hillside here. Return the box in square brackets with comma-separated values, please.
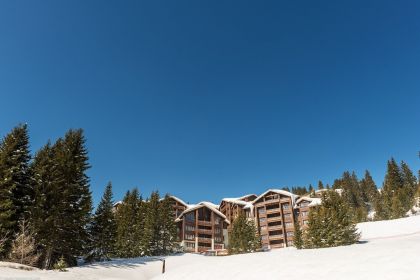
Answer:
[1, 215, 420, 280]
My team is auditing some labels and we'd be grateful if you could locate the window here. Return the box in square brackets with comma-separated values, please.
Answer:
[286, 231, 294, 237]
[268, 221, 282, 227]
[287, 241, 294, 246]
[261, 235, 268, 241]
[215, 236, 223, 242]
[301, 202, 309, 207]
[215, 227, 222, 234]
[186, 212, 195, 222]
[185, 233, 195, 240]
[301, 211, 309, 217]
[259, 218, 266, 224]
[214, 217, 221, 225]
[285, 222, 293, 228]
[266, 204, 280, 210]
[258, 207, 266, 214]
[269, 230, 283, 236]
[282, 204, 290, 210]
[185, 242, 195, 249]
[260, 226, 267, 232]
[284, 214, 292, 219]
[185, 225, 195, 232]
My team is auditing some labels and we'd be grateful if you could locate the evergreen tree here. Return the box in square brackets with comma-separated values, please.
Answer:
[291, 186, 308, 196]
[304, 191, 359, 248]
[228, 213, 260, 254]
[159, 195, 178, 254]
[293, 219, 303, 249]
[338, 171, 367, 222]
[360, 170, 378, 205]
[317, 180, 324, 190]
[142, 191, 161, 255]
[0, 124, 33, 255]
[86, 182, 117, 262]
[31, 130, 92, 268]
[308, 184, 314, 193]
[115, 188, 143, 257]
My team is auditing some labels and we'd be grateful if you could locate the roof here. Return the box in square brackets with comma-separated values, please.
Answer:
[294, 196, 322, 208]
[175, 201, 230, 224]
[167, 195, 189, 208]
[221, 196, 254, 209]
[113, 201, 123, 207]
[252, 189, 299, 205]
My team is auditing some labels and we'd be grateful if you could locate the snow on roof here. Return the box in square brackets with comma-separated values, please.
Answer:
[175, 201, 230, 224]
[252, 189, 299, 205]
[221, 196, 254, 209]
[167, 195, 189, 208]
[294, 196, 322, 208]
[113, 201, 123, 207]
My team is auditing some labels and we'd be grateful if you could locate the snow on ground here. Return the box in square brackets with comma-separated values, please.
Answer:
[1, 215, 420, 280]
[357, 214, 420, 240]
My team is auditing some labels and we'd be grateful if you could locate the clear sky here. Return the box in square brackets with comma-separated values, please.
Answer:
[0, 1, 419, 206]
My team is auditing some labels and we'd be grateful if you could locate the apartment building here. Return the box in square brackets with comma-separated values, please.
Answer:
[219, 194, 257, 232]
[294, 196, 321, 229]
[253, 189, 298, 249]
[167, 195, 189, 218]
[175, 202, 229, 253]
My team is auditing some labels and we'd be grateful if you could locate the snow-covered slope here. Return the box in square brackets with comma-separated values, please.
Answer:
[1, 215, 420, 280]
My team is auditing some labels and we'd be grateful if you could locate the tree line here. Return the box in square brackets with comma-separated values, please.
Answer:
[0, 124, 178, 269]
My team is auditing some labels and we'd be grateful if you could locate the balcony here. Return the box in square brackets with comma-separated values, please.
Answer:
[197, 229, 213, 235]
[267, 224, 283, 231]
[267, 215, 282, 222]
[198, 237, 212, 243]
[197, 220, 212, 226]
[266, 208, 281, 214]
[268, 234, 284, 240]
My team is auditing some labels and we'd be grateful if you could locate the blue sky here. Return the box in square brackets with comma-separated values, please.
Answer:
[0, 1, 419, 206]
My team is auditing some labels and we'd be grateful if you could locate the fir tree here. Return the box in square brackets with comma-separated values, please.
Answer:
[0, 124, 33, 255]
[293, 219, 303, 249]
[86, 182, 117, 262]
[142, 191, 161, 255]
[159, 195, 178, 254]
[317, 180, 324, 190]
[228, 213, 260, 254]
[115, 188, 143, 257]
[31, 130, 92, 268]
[360, 170, 378, 205]
[304, 191, 359, 248]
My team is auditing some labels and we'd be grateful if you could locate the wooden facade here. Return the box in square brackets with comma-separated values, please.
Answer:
[253, 190, 297, 249]
[176, 202, 229, 253]
[167, 196, 188, 218]
[219, 194, 257, 232]
[294, 196, 321, 229]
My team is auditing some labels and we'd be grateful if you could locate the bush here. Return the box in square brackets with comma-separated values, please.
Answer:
[53, 256, 68, 272]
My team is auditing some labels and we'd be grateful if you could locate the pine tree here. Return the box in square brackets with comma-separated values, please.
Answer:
[304, 192, 359, 248]
[86, 182, 117, 262]
[31, 130, 92, 268]
[0, 124, 33, 255]
[360, 170, 378, 205]
[400, 161, 417, 213]
[142, 191, 161, 255]
[228, 213, 260, 254]
[159, 195, 178, 254]
[317, 180, 324, 190]
[115, 188, 143, 257]
[293, 219, 303, 249]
